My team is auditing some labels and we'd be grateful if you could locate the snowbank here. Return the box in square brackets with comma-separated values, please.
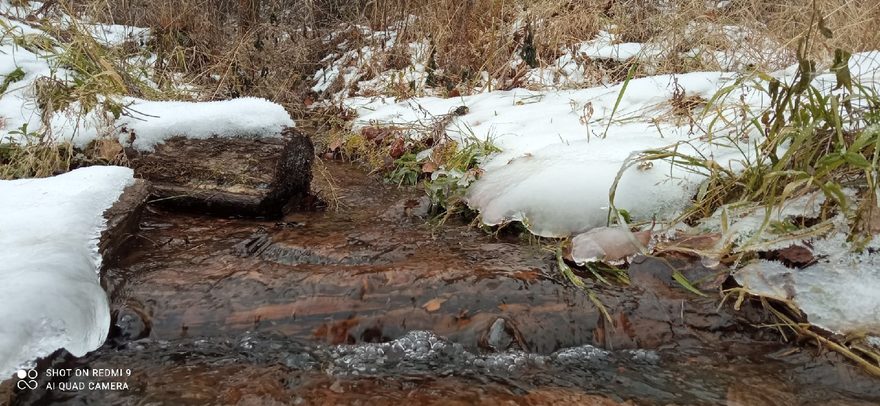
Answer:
[350, 52, 880, 238]
[0, 166, 134, 379]
[352, 71, 755, 237]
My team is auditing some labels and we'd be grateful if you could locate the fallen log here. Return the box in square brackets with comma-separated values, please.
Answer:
[128, 128, 313, 217]
[99, 178, 150, 271]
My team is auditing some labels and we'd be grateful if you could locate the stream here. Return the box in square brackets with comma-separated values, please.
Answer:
[8, 162, 880, 405]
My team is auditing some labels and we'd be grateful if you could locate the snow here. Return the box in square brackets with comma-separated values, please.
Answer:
[734, 227, 880, 336]
[0, 166, 134, 379]
[352, 71, 758, 237]
[117, 97, 294, 151]
[0, 0, 42, 16]
[55, 97, 296, 151]
[697, 191, 830, 251]
[84, 24, 150, 47]
[576, 30, 665, 62]
[349, 52, 880, 238]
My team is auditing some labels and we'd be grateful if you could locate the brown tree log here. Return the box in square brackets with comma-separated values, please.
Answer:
[128, 128, 313, 217]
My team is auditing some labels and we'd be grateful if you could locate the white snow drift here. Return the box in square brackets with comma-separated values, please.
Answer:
[350, 52, 880, 238]
[0, 166, 134, 379]
[351, 71, 756, 237]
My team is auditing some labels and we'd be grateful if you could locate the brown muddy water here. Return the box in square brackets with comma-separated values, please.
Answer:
[7, 162, 880, 405]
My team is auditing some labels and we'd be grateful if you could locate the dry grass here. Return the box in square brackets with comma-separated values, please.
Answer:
[78, 0, 325, 114]
[73, 0, 880, 107]
[2, 0, 874, 178]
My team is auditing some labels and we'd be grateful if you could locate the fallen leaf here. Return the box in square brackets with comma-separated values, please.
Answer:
[361, 126, 381, 140]
[389, 137, 405, 159]
[421, 161, 438, 173]
[657, 233, 722, 257]
[422, 298, 447, 312]
[511, 270, 540, 283]
[671, 233, 722, 250]
[92, 138, 123, 161]
[768, 245, 815, 267]
[328, 138, 343, 151]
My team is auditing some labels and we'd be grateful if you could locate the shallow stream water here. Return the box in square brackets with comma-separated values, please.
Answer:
[7, 162, 880, 405]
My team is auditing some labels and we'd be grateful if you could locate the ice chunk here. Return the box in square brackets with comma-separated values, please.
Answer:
[569, 227, 651, 264]
[736, 256, 880, 335]
[552, 344, 611, 365]
[0, 166, 134, 379]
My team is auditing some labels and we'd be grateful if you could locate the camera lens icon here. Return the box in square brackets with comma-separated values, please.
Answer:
[16, 369, 38, 390]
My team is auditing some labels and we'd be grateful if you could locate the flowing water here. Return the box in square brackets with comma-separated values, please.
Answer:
[7, 162, 880, 405]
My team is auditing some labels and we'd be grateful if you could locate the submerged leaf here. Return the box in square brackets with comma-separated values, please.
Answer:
[422, 298, 447, 312]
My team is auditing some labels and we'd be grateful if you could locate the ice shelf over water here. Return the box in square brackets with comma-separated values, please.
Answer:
[736, 234, 880, 336]
[0, 166, 134, 379]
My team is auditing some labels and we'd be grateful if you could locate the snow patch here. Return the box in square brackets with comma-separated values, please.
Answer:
[353, 71, 755, 237]
[110, 97, 294, 151]
[46, 96, 294, 152]
[83, 24, 150, 47]
[0, 166, 134, 379]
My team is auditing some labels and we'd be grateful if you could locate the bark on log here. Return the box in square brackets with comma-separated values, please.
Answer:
[128, 129, 313, 217]
[99, 179, 150, 272]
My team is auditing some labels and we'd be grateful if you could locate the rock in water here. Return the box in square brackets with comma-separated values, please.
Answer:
[486, 318, 513, 351]
[129, 128, 313, 217]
